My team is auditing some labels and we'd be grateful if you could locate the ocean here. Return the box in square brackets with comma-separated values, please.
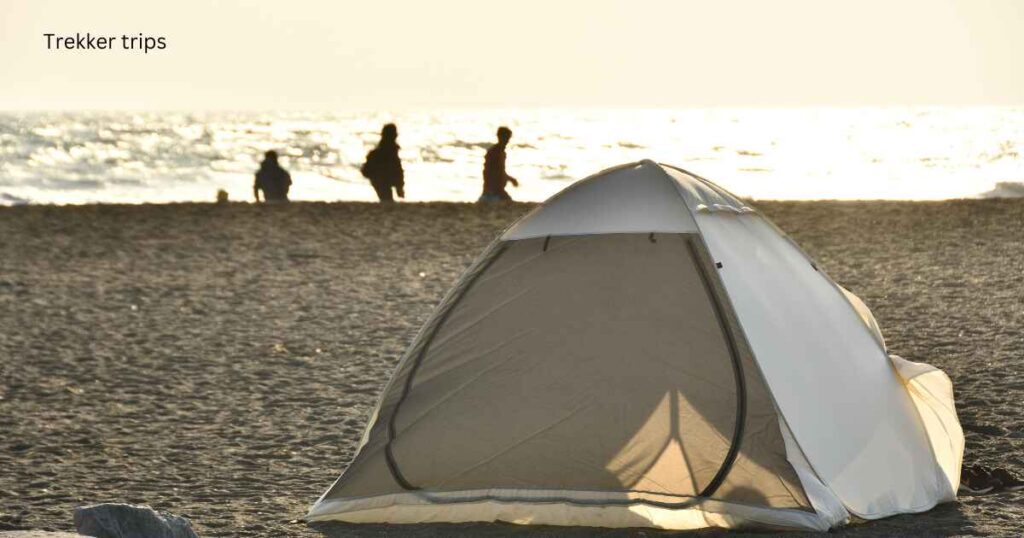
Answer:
[1, 108, 1022, 205]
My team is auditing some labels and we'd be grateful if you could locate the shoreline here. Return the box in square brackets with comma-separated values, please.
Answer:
[1, 196, 1023, 210]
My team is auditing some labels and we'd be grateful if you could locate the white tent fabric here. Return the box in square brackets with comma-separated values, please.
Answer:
[309, 160, 963, 531]
[889, 354, 965, 496]
[695, 210, 952, 518]
[503, 162, 700, 240]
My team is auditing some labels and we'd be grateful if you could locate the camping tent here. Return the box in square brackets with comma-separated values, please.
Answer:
[308, 160, 963, 531]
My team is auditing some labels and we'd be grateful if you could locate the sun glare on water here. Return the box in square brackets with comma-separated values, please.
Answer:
[0, 107, 1021, 205]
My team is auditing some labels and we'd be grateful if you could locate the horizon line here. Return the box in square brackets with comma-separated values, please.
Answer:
[2, 103, 1024, 114]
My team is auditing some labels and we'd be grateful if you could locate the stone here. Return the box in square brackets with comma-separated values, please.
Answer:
[73, 505, 198, 538]
[0, 528, 86, 532]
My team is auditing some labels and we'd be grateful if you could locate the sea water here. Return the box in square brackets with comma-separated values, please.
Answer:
[0, 108, 1021, 205]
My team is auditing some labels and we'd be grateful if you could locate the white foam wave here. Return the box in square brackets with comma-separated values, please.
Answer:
[978, 182, 1024, 199]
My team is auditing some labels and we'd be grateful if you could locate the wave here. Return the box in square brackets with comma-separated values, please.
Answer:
[0, 193, 30, 206]
[978, 182, 1024, 199]
[448, 140, 490, 151]
[41, 178, 105, 190]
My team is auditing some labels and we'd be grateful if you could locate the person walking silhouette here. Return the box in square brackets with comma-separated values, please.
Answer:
[479, 126, 519, 203]
[361, 123, 405, 203]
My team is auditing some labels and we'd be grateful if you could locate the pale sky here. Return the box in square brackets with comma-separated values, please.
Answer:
[1, 0, 1022, 110]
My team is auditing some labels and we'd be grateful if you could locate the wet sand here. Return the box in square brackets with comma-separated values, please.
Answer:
[0, 200, 1021, 537]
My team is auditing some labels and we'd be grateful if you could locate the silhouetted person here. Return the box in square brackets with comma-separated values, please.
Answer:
[253, 150, 292, 203]
[480, 126, 519, 202]
[361, 123, 405, 203]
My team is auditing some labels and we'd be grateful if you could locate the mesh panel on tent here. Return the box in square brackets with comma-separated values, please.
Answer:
[323, 234, 810, 511]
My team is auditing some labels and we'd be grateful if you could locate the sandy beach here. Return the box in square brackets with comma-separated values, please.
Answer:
[1, 200, 1022, 537]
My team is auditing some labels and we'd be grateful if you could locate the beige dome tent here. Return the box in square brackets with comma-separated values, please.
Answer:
[309, 160, 963, 531]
